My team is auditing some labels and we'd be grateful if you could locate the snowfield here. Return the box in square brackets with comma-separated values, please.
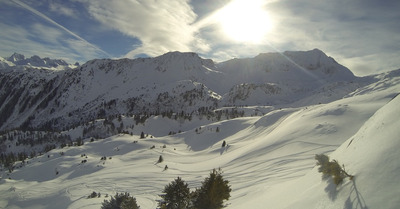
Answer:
[1, 68, 399, 209]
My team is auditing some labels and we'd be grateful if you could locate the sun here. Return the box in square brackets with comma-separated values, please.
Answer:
[216, 0, 272, 43]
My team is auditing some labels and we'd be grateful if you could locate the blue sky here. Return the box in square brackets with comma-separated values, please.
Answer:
[0, 0, 399, 76]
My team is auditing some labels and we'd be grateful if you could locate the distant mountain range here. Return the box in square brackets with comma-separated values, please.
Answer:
[0, 49, 389, 132]
[2, 53, 77, 69]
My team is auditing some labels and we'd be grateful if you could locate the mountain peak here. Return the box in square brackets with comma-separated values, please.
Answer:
[282, 48, 326, 58]
[150, 51, 216, 74]
[219, 49, 355, 86]
[155, 51, 203, 62]
[7, 52, 25, 62]
[5, 53, 71, 68]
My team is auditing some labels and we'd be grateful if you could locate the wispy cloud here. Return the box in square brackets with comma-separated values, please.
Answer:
[49, 1, 77, 17]
[260, 0, 400, 75]
[0, 23, 68, 62]
[0, 21, 104, 63]
[30, 23, 64, 44]
[189, 0, 400, 74]
[10, 0, 110, 57]
[1, 0, 399, 75]
[76, 0, 208, 58]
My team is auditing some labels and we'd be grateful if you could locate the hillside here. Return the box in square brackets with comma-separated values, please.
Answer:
[230, 76, 400, 209]
[0, 49, 357, 132]
[0, 50, 399, 209]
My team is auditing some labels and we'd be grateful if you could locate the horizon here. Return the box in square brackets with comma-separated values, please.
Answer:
[2, 49, 398, 78]
[1, 0, 400, 76]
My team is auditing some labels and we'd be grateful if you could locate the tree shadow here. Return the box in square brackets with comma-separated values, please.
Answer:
[344, 179, 368, 209]
[323, 176, 368, 209]
[324, 177, 338, 201]
[220, 145, 230, 155]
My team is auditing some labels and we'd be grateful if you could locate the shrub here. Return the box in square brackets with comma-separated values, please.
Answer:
[315, 154, 354, 185]
[88, 191, 98, 199]
[159, 177, 191, 209]
[193, 168, 231, 209]
[101, 192, 140, 209]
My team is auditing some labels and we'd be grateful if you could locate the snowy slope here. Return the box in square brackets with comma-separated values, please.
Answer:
[1, 65, 399, 209]
[0, 49, 358, 132]
[0, 57, 15, 70]
[218, 49, 358, 106]
[252, 91, 400, 209]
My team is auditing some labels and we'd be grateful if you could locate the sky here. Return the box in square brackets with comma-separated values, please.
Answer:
[0, 0, 399, 76]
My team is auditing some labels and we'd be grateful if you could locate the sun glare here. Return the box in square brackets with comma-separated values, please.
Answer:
[217, 0, 272, 43]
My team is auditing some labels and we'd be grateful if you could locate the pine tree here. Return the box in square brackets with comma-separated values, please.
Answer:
[140, 132, 145, 139]
[101, 192, 140, 209]
[193, 168, 231, 209]
[159, 177, 191, 209]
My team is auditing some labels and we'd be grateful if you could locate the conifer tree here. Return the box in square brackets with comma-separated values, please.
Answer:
[159, 177, 191, 209]
[193, 168, 231, 209]
[101, 192, 140, 209]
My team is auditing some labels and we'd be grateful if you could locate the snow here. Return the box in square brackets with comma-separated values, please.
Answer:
[0, 57, 16, 69]
[1, 50, 400, 208]
[4, 53, 73, 69]
[0, 50, 358, 131]
[257, 92, 400, 209]
[1, 65, 399, 209]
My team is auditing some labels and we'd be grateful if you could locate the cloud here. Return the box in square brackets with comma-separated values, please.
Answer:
[76, 0, 207, 58]
[65, 38, 108, 62]
[0, 22, 103, 63]
[338, 51, 400, 76]
[49, 1, 77, 17]
[30, 23, 64, 44]
[261, 0, 400, 74]
[2, 0, 398, 75]
[189, 0, 400, 74]
[10, 0, 109, 57]
[90, 0, 398, 75]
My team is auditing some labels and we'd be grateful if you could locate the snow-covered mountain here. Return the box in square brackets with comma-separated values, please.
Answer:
[4, 52, 75, 69]
[0, 49, 359, 132]
[0, 52, 399, 208]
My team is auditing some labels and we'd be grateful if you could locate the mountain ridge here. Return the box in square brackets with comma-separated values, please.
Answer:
[5, 52, 75, 69]
[0, 49, 370, 132]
